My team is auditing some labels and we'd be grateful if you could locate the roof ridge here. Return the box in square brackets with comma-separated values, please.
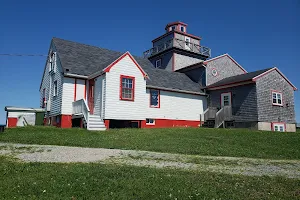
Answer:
[52, 37, 123, 54]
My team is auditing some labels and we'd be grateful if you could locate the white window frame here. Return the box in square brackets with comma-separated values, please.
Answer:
[170, 26, 176, 31]
[272, 91, 283, 106]
[185, 36, 191, 49]
[146, 118, 155, 125]
[155, 59, 161, 68]
[221, 92, 232, 107]
[273, 123, 285, 132]
[53, 81, 58, 97]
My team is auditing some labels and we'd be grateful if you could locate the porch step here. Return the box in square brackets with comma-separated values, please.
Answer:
[87, 115, 106, 131]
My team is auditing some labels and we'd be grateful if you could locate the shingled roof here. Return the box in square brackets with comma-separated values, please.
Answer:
[207, 68, 272, 88]
[52, 38, 204, 94]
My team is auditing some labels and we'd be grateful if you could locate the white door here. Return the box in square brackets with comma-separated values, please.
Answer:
[185, 36, 191, 50]
[221, 92, 232, 107]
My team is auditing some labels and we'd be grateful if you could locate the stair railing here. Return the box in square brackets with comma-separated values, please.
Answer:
[203, 107, 218, 122]
[72, 99, 90, 128]
[214, 106, 232, 128]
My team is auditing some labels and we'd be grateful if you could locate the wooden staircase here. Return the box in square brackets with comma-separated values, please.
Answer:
[72, 99, 106, 131]
[202, 106, 234, 128]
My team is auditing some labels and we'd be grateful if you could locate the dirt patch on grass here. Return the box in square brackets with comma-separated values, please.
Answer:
[0, 142, 300, 179]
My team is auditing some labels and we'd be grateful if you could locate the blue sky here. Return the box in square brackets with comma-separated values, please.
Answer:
[0, 0, 299, 124]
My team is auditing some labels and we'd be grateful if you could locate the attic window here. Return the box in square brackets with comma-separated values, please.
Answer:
[171, 26, 176, 31]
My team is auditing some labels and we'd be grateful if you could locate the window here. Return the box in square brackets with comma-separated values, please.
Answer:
[272, 91, 283, 106]
[180, 26, 185, 32]
[150, 89, 160, 108]
[211, 68, 218, 77]
[146, 118, 155, 125]
[42, 88, 46, 108]
[273, 123, 285, 132]
[171, 26, 176, 31]
[49, 52, 55, 72]
[120, 75, 135, 101]
[155, 59, 161, 68]
[185, 36, 191, 49]
[53, 81, 57, 97]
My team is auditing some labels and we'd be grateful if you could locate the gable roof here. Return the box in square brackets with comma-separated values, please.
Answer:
[206, 67, 297, 91]
[204, 53, 247, 73]
[52, 38, 204, 94]
[207, 68, 271, 88]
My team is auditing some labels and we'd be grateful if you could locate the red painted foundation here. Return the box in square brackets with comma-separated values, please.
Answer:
[61, 115, 72, 128]
[104, 120, 110, 129]
[7, 118, 18, 128]
[141, 119, 201, 128]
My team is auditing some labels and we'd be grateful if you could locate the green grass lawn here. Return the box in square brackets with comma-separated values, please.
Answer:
[0, 156, 299, 200]
[1, 126, 300, 160]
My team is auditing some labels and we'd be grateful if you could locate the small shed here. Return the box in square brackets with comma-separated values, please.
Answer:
[5, 106, 45, 128]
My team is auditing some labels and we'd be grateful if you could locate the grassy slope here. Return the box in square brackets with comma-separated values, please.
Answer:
[1, 126, 299, 159]
[0, 156, 299, 200]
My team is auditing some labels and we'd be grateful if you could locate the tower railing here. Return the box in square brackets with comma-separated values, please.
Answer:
[143, 38, 211, 58]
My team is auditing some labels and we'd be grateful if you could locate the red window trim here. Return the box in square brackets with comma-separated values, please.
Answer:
[149, 89, 160, 108]
[120, 75, 135, 101]
[271, 90, 283, 106]
[271, 122, 286, 132]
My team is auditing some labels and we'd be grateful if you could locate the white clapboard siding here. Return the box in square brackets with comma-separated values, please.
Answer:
[104, 55, 147, 120]
[76, 79, 86, 101]
[146, 89, 206, 121]
[94, 76, 104, 116]
[40, 43, 63, 117]
[61, 77, 75, 115]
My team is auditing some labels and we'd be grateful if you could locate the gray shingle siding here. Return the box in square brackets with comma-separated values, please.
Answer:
[256, 70, 296, 123]
[183, 67, 206, 87]
[208, 83, 258, 122]
[206, 56, 245, 86]
[149, 51, 173, 71]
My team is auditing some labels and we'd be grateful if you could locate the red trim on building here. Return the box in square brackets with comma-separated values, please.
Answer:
[207, 80, 254, 90]
[84, 80, 87, 100]
[7, 118, 17, 128]
[88, 79, 95, 114]
[104, 120, 110, 129]
[120, 75, 135, 101]
[252, 68, 297, 91]
[61, 115, 72, 128]
[165, 21, 188, 30]
[204, 54, 247, 73]
[271, 122, 286, 132]
[142, 119, 201, 128]
[74, 79, 77, 101]
[152, 30, 201, 43]
[149, 89, 160, 108]
[103, 52, 148, 78]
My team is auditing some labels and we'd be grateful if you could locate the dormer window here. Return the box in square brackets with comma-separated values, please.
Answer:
[171, 26, 176, 31]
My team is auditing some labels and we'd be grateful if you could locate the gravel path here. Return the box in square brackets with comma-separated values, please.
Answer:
[1, 142, 300, 179]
